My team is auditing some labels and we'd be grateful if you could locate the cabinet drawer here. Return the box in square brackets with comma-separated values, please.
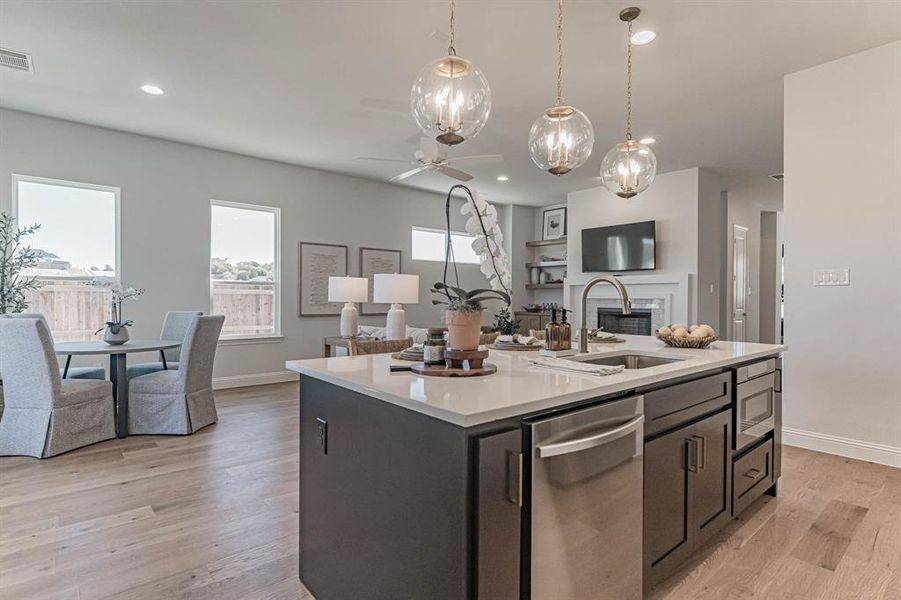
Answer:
[644, 372, 731, 437]
[735, 359, 775, 384]
[733, 439, 775, 516]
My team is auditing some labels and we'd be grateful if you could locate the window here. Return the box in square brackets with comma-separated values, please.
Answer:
[210, 201, 280, 339]
[411, 226, 480, 264]
[14, 175, 119, 342]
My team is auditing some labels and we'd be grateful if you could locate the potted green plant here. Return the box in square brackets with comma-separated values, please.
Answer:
[431, 185, 512, 351]
[492, 307, 520, 336]
[0, 212, 42, 315]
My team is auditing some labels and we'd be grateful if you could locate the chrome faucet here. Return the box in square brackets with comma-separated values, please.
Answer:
[580, 275, 631, 353]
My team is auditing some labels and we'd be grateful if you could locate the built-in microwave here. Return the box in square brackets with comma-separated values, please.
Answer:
[734, 359, 777, 452]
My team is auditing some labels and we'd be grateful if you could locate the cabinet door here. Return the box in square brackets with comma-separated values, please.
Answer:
[476, 429, 522, 600]
[643, 423, 694, 589]
[690, 409, 733, 548]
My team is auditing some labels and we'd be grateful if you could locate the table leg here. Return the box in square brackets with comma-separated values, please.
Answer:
[110, 353, 128, 438]
[62, 355, 72, 379]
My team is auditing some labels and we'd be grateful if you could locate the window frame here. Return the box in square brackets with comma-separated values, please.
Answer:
[12, 173, 122, 280]
[410, 225, 480, 265]
[209, 199, 282, 342]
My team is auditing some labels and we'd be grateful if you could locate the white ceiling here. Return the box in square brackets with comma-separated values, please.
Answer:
[1, 1, 899, 206]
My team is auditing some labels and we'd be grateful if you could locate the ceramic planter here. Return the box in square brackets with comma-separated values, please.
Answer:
[103, 323, 130, 346]
[445, 309, 482, 350]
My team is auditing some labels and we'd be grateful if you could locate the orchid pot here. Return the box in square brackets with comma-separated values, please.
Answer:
[445, 308, 483, 351]
[98, 321, 133, 346]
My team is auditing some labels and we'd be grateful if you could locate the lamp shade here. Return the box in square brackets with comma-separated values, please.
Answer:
[328, 276, 368, 303]
[372, 273, 420, 304]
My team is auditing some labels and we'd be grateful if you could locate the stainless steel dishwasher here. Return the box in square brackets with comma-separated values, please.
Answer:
[527, 394, 644, 599]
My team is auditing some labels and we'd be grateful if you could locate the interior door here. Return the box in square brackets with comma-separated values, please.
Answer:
[732, 225, 749, 341]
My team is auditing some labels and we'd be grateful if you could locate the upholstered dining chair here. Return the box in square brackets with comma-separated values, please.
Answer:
[127, 315, 224, 435]
[348, 337, 413, 356]
[126, 310, 202, 379]
[479, 332, 500, 346]
[0, 318, 115, 458]
[0, 313, 105, 380]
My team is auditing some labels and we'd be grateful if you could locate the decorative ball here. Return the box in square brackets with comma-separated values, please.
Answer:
[658, 326, 672, 335]
[673, 327, 689, 339]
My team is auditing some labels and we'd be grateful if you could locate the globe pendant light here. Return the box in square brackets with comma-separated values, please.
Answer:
[600, 7, 657, 198]
[411, 0, 491, 146]
[528, 0, 594, 176]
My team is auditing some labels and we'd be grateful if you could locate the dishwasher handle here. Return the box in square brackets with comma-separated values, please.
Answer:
[536, 414, 645, 459]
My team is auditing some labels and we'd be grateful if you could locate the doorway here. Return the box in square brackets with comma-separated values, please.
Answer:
[732, 224, 749, 342]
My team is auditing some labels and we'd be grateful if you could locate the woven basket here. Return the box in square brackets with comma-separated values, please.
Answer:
[656, 333, 718, 349]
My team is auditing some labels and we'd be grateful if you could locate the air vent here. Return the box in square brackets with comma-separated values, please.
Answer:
[0, 48, 34, 73]
[769, 172, 784, 182]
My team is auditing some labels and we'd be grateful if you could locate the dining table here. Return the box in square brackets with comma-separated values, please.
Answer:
[53, 339, 181, 438]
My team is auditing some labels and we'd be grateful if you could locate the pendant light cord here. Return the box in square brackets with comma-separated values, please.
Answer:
[626, 19, 633, 140]
[448, 0, 457, 55]
[556, 0, 564, 106]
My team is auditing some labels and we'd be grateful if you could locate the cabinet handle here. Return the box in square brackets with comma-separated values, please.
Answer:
[743, 468, 762, 479]
[686, 439, 698, 473]
[692, 435, 706, 471]
[506, 451, 523, 507]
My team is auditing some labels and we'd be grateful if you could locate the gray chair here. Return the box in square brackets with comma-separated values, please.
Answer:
[127, 315, 224, 435]
[0, 318, 115, 458]
[0, 313, 105, 380]
[126, 311, 202, 379]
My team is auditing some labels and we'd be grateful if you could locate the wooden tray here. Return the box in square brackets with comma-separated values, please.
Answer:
[391, 352, 423, 361]
[409, 362, 497, 377]
[489, 343, 543, 352]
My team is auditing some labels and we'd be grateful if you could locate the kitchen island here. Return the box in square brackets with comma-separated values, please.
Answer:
[286, 334, 785, 599]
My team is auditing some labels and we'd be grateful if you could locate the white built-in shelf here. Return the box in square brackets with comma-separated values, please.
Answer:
[526, 283, 564, 290]
[525, 237, 567, 248]
[525, 260, 567, 268]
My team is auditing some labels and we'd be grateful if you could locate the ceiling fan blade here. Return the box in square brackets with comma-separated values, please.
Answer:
[356, 157, 410, 163]
[390, 166, 429, 182]
[436, 166, 474, 182]
[445, 154, 504, 164]
[359, 97, 408, 113]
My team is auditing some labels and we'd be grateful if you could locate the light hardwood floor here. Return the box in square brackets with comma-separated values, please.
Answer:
[1, 382, 899, 599]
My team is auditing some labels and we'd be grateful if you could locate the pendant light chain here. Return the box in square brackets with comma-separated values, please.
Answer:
[556, 0, 564, 106]
[626, 19, 633, 140]
[448, 0, 457, 55]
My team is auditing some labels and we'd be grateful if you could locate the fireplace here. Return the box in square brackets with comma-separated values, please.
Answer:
[597, 307, 653, 336]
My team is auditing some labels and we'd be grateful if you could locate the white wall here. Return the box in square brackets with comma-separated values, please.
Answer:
[783, 41, 901, 467]
[0, 109, 515, 383]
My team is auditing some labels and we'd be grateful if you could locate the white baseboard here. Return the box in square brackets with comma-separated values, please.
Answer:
[213, 371, 297, 390]
[783, 426, 901, 468]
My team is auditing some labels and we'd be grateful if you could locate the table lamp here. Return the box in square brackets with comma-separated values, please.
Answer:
[328, 276, 369, 338]
[372, 273, 420, 340]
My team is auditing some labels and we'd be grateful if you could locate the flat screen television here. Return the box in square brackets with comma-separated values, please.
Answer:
[581, 220, 656, 272]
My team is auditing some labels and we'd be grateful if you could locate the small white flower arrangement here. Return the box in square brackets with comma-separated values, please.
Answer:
[87, 277, 145, 324]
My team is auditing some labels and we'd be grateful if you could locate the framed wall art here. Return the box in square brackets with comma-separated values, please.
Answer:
[359, 247, 402, 315]
[298, 242, 348, 316]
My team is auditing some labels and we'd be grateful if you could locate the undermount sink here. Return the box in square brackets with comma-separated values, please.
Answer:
[569, 353, 686, 369]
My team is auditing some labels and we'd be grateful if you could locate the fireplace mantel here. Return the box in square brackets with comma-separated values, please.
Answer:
[563, 272, 693, 331]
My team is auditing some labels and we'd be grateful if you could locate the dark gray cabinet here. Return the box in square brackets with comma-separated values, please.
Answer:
[644, 408, 733, 589]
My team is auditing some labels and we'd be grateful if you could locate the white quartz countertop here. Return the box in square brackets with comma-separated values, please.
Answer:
[285, 335, 785, 427]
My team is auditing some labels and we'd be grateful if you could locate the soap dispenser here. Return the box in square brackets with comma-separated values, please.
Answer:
[559, 308, 572, 350]
[545, 308, 563, 351]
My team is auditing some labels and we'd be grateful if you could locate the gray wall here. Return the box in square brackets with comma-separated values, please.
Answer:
[783, 40, 901, 466]
[0, 109, 514, 381]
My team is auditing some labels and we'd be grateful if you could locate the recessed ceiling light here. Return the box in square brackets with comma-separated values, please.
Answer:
[639, 137, 656, 144]
[496, 175, 509, 182]
[140, 84, 164, 96]
[630, 30, 657, 45]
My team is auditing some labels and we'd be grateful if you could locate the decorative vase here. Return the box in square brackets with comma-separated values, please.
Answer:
[445, 309, 483, 350]
[103, 323, 130, 345]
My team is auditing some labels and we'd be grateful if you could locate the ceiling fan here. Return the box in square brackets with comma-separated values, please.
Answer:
[357, 137, 503, 183]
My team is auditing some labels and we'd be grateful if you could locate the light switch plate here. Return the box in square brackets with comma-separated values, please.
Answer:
[814, 268, 850, 287]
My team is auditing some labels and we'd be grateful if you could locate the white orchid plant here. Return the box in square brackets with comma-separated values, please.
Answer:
[87, 277, 145, 330]
[431, 185, 512, 312]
